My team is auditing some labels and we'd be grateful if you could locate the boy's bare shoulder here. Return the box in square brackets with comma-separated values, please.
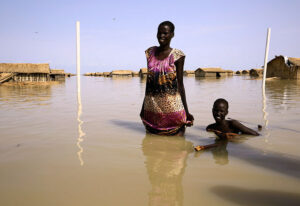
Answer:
[228, 119, 244, 127]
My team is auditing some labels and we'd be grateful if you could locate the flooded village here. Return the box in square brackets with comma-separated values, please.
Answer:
[1, 55, 299, 85]
[1, 1, 300, 205]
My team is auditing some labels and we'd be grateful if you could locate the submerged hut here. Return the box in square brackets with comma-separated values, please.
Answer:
[195, 68, 227, 78]
[0, 63, 50, 83]
[242, 70, 249, 74]
[184, 70, 195, 76]
[103, 72, 111, 77]
[50, 69, 65, 81]
[226, 70, 234, 76]
[65, 73, 72, 77]
[266, 56, 300, 79]
[110, 70, 133, 77]
[139, 68, 148, 78]
[95, 72, 103, 76]
[132, 71, 139, 76]
[249, 68, 263, 77]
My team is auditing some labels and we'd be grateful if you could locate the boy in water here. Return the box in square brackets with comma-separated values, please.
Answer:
[195, 98, 259, 151]
[206, 98, 259, 138]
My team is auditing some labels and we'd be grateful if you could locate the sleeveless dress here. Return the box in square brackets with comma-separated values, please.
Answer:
[141, 46, 187, 135]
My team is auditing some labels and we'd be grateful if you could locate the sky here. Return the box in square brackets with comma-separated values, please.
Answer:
[0, 0, 299, 73]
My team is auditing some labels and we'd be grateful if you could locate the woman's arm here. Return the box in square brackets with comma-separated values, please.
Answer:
[140, 77, 148, 118]
[175, 56, 194, 123]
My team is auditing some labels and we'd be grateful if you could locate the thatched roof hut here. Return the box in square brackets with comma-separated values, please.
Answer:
[266, 56, 300, 79]
[0, 63, 50, 82]
[95, 72, 103, 76]
[0, 63, 50, 73]
[132, 71, 139, 76]
[50, 69, 65, 74]
[50, 69, 65, 81]
[249, 68, 263, 77]
[235, 70, 242, 75]
[110, 70, 133, 76]
[139, 68, 148, 78]
[184, 70, 195, 76]
[195, 68, 227, 77]
[242, 70, 249, 74]
[103, 72, 111, 77]
[226, 70, 234, 76]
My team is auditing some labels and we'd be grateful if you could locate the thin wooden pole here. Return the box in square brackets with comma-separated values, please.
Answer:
[262, 28, 271, 91]
[76, 21, 80, 78]
[262, 28, 271, 129]
[76, 21, 84, 166]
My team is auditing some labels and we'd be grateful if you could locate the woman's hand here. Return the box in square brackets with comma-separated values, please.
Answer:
[186, 113, 194, 126]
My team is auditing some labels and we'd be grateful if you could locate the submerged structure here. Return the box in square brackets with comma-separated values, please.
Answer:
[0, 63, 66, 84]
[226, 70, 234, 76]
[184, 70, 195, 76]
[266, 56, 300, 79]
[0, 63, 50, 83]
[249, 68, 263, 77]
[195, 68, 227, 78]
[110, 70, 133, 77]
[242, 70, 249, 74]
[50, 69, 66, 81]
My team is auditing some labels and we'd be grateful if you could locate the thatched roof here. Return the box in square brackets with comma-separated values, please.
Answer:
[184, 70, 195, 74]
[103, 72, 111, 76]
[288, 58, 300, 66]
[111, 70, 133, 75]
[50, 69, 65, 74]
[226, 70, 233, 73]
[196, 68, 226, 73]
[95, 72, 103, 76]
[0, 63, 50, 74]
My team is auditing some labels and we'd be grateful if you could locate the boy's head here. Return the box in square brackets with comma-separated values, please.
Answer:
[212, 98, 229, 123]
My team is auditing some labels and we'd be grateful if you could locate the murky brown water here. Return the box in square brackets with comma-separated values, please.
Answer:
[0, 76, 300, 206]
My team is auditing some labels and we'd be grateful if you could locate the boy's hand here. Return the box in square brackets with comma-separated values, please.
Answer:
[212, 130, 239, 139]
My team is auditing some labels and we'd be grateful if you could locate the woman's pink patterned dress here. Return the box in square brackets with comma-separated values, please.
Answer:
[141, 46, 187, 135]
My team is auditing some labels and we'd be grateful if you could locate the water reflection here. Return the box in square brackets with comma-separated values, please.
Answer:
[266, 80, 300, 110]
[77, 76, 85, 166]
[194, 139, 229, 165]
[142, 134, 193, 206]
[0, 83, 58, 107]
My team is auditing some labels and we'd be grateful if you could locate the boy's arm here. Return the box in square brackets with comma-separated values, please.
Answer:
[231, 120, 259, 136]
[206, 123, 215, 131]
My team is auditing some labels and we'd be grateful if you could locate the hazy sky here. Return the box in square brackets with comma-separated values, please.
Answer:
[0, 0, 299, 73]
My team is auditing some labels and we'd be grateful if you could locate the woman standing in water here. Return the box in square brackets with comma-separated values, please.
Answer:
[140, 21, 194, 135]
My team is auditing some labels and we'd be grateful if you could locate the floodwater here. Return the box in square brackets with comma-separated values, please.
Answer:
[0, 76, 300, 206]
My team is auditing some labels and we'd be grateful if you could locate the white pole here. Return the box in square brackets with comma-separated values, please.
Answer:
[262, 28, 271, 130]
[76, 21, 80, 78]
[76, 21, 84, 166]
[262, 28, 271, 91]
